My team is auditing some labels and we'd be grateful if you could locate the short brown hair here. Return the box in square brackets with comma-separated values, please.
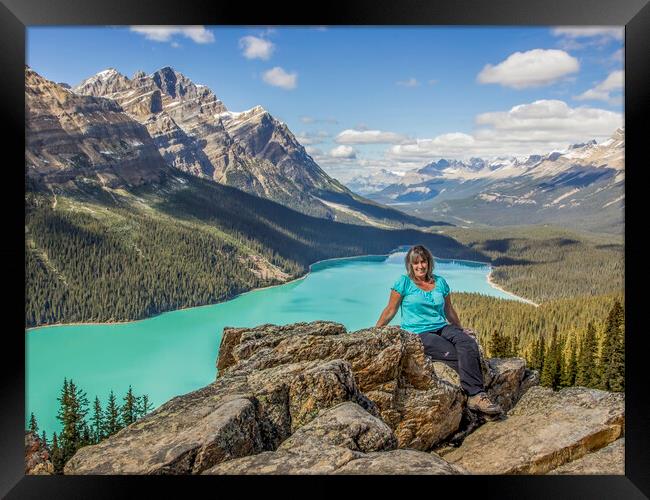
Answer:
[405, 245, 435, 282]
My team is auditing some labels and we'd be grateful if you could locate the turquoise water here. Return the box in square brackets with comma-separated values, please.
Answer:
[26, 251, 523, 436]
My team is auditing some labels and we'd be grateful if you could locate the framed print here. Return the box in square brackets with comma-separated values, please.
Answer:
[2, 0, 649, 496]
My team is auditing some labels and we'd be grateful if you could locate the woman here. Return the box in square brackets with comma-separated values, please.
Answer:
[376, 244, 502, 415]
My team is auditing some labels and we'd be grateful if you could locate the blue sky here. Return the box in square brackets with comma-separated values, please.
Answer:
[28, 26, 624, 180]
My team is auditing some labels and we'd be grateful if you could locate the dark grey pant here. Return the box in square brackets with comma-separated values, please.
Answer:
[420, 324, 485, 396]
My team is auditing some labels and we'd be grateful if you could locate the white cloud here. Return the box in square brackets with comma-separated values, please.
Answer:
[130, 26, 214, 44]
[612, 48, 623, 62]
[552, 27, 624, 50]
[387, 99, 622, 161]
[552, 27, 623, 40]
[239, 36, 275, 60]
[329, 145, 357, 159]
[574, 70, 623, 102]
[296, 131, 330, 145]
[428, 79, 438, 85]
[335, 129, 408, 145]
[397, 78, 420, 87]
[262, 67, 297, 90]
[477, 49, 579, 89]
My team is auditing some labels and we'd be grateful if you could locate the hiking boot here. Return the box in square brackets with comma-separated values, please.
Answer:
[467, 392, 503, 415]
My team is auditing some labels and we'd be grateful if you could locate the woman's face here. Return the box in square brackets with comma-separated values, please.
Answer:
[411, 255, 428, 280]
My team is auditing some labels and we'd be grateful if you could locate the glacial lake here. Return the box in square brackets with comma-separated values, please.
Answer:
[26, 250, 525, 436]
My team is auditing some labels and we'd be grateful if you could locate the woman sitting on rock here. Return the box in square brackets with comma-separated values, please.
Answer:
[376, 244, 502, 416]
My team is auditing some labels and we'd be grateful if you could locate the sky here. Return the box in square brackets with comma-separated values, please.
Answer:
[28, 26, 624, 182]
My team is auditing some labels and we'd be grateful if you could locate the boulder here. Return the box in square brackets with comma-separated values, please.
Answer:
[444, 386, 624, 474]
[65, 377, 263, 475]
[278, 402, 396, 453]
[547, 437, 624, 475]
[486, 357, 530, 412]
[25, 431, 54, 475]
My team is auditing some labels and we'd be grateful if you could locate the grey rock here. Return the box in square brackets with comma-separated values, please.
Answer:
[444, 386, 625, 474]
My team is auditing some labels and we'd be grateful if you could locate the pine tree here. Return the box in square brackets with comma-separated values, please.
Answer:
[41, 430, 48, 448]
[90, 396, 104, 444]
[576, 322, 597, 387]
[50, 432, 63, 474]
[103, 390, 122, 436]
[28, 412, 39, 434]
[600, 300, 625, 391]
[540, 327, 562, 389]
[56, 378, 89, 464]
[138, 394, 153, 418]
[560, 337, 577, 388]
[121, 386, 138, 427]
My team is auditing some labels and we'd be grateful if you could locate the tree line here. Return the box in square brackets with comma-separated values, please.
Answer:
[27, 379, 153, 474]
[484, 299, 624, 392]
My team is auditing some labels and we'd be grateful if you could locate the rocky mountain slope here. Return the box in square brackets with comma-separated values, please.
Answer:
[70, 66, 435, 228]
[364, 129, 624, 233]
[26, 66, 171, 188]
[59, 321, 624, 475]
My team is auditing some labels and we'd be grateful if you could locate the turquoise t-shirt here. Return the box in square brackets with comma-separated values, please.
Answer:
[391, 274, 451, 334]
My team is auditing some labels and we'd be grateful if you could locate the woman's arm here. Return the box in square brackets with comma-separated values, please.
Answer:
[376, 290, 402, 327]
[444, 295, 462, 328]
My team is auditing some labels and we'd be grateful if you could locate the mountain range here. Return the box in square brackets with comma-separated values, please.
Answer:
[63, 66, 436, 229]
[359, 129, 624, 234]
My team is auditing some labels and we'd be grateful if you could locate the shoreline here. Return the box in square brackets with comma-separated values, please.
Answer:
[486, 270, 540, 307]
[26, 249, 532, 331]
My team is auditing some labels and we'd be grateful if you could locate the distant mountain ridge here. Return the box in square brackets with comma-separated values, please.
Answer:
[70, 66, 438, 228]
[361, 128, 624, 233]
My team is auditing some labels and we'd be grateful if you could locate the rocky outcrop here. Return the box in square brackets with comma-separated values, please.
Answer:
[217, 322, 537, 451]
[65, 356, 373, 474]
[63, 321, 623, 475]
[203, 402, 466, 475]
[25, 66, 170, 189]
[25, 431, 54, 475]
[443, 386, 625, 474]
[217, 322, 466, 450]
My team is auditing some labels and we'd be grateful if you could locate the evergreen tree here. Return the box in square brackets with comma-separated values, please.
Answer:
[28, 412, 39, 434]
[560, 337, 577, 388]
[41, 430, 48, 448]
[540, 327, 562, 389]
[599, 300, 625, 391]
[50, 432, 63, 474]
[90, 396, 104, 444]
[576, 322, 597, 387]
[138, 394, 153, 418]
[103, 390, 122, 436]
[56, 378, 89, 464]
[121, 386, 138, 427]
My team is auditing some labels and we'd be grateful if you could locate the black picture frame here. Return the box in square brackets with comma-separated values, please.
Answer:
[3, 0, 648, 497]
